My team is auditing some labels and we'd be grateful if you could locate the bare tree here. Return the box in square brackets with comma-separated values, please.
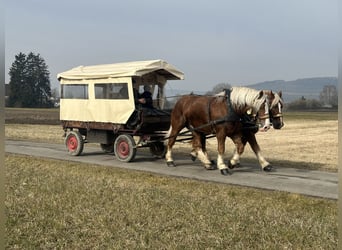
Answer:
[205, 82, 231, 95]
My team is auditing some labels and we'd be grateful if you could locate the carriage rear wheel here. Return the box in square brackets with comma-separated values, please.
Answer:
[149, 141, 167, 158]
[114, 134, 136, 162]
[65, 131, 84, 156]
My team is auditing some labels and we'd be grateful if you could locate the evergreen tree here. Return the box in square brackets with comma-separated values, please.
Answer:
[8, 52, 52, 108]
[8, 52, 27, 107]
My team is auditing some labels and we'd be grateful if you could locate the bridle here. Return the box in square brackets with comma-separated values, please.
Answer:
[257, 94, 283, 126]
[257, 97, 271, 130]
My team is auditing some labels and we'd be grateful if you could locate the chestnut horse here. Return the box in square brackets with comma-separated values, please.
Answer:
[165, 87, 271, 175]
[189, 90, 284, 171]
[227, 91, 284, 170]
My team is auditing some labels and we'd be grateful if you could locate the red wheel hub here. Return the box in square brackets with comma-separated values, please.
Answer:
[67, 136, 78, 151]
[117, 140, 129, 157]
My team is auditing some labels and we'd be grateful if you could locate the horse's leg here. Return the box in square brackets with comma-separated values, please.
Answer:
[201, 133, 215, 167]
[245, 132, 272, 171]
[190, 134, 209, 161]
[190, 132, 198, 161]
[190, 148, 197, 161]
[191, 132, 213, 169]
[165, 125, 183, 167]
[229, 147, 241, 168]
[228, 136, 246, 169]
[216, 131, 230, 175]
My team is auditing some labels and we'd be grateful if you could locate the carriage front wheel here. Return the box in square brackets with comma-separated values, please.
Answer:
[114, 134, 137, 162]
[65, 131, 84, 156]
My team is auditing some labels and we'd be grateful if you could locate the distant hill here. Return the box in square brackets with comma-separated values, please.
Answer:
[165, 76, 338, 103]
[245, 77, 338, 103]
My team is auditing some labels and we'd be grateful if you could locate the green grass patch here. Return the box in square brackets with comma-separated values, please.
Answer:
[5, 154, 337, 249]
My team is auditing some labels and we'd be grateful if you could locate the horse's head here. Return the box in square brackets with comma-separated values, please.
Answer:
[256, 95, 271, 132]
[230, 88, 271, 131]
[259, 90, 284, 130]
[228, 87, 284, 131]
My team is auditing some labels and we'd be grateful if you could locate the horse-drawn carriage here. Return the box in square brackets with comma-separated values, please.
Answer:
[58, 59, 284, 175]
[58, 59, 184, 162]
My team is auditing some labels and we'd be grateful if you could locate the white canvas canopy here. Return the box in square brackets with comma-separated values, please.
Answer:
[58, 59, 184, 124]
[57, 59, 184, 81]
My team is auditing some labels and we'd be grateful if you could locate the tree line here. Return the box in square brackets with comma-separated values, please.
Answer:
[7, 52, 53, 108]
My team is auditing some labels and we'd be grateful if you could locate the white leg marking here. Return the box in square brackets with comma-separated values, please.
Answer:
[197, 149, 211, 166]
[230, 148, 240, 166]
[204, 151, 212, 161]
[190, 149, 197, 158]
[217, 154, 227, 170]
[165, 149, 173, 162]
[256, 152, 270, 168]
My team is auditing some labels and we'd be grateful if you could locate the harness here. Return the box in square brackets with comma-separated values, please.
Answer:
[166, 90, 270, 141]
[192, 89, 258, 134]
[223, 89, 241, 122]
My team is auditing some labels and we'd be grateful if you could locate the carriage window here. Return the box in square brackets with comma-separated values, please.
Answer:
[95, 83, 128, 99]
[61, 84, 88, 99]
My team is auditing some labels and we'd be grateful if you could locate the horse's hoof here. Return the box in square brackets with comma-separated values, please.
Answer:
[205, 165, 217, 170]
[167, 161, 176, 167]
[228, 162, 240, 169]
[263, 165, 273, 172]
[210, 160, 215, 165]
[228, 161, 234, 169]
[220, 168, 230, 176]
[191, 155, 197, 162]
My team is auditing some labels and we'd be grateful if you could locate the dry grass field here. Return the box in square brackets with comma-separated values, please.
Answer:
[5, 154, 337, 249]
[4, 108, 338, 249]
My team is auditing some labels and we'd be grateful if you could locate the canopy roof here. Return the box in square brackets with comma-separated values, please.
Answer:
[57, 59, 184, 81]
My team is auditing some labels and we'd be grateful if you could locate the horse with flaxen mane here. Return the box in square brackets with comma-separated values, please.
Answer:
[189, 90, 284, 171]
[165, 87, 274, 175]
[227, 90, 284, 170]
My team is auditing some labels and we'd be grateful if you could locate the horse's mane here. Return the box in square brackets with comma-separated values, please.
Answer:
[216, 87, 266, 113]
[271, 92, 283, 108]
[262, 90, 284, 108]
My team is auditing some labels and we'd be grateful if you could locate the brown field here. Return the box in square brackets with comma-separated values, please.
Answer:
[5, 107, 60, 125]
[5, 108, 338, 171]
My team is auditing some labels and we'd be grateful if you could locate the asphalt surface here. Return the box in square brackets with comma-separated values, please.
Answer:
[5, 140, 338, 200]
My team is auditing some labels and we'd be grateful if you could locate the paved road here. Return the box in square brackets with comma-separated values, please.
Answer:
[5, 140, 338, 200]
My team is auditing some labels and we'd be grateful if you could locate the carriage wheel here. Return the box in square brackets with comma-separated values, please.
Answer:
[114, 134, 136, 162]
[100, 143, 114, 153]
[149, 141, 167, 158]
[65, 131, 84, 156]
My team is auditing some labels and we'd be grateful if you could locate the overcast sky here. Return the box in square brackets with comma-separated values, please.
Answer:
[5, 0, 338, 93]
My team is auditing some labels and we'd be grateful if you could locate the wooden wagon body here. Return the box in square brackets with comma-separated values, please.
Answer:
[57, 59, 184, 162]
